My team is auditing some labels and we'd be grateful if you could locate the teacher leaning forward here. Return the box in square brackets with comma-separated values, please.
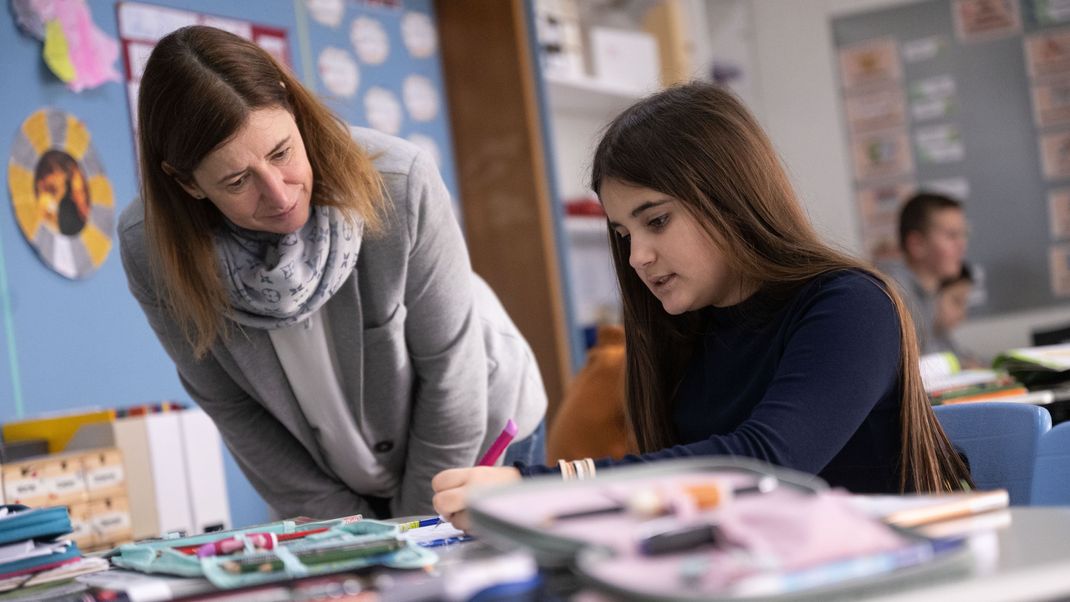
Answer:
[119, 25, 547, 520]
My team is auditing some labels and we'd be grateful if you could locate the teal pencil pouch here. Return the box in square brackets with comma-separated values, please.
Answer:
[112, 518, 436, 589]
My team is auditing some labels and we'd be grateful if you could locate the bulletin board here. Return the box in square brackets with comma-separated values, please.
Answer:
[301, 0, 460, 206]
[116, 2, 291, 139]
[0, 0, 460, 530]
[831, 0, 1070, 317]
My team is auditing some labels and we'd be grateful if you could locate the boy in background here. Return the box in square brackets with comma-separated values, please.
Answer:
[883, 192, 969, 355]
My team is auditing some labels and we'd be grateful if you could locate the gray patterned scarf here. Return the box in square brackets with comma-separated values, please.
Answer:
[216, 205, 362, 329]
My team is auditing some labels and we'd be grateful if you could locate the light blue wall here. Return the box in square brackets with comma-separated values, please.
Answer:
[0, 0, 456, 529]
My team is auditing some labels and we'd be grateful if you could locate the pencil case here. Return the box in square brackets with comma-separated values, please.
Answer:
[111, 517, 436, 589]
[468, 457, 973, 601]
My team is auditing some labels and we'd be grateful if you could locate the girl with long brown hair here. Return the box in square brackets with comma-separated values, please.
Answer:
[433, 82, 972, 531]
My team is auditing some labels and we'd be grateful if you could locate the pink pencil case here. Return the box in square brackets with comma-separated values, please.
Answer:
[468, 458, 973, 601]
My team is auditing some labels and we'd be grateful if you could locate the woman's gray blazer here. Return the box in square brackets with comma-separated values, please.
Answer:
[119, 128, 547, 519]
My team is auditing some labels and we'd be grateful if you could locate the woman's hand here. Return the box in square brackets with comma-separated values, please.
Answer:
[431, 466, 521, 532]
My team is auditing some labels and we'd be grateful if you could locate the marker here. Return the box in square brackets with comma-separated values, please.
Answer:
[477, 419, 518, 466]
[195, 532, 277, 558]
[430, 420, 519, 530]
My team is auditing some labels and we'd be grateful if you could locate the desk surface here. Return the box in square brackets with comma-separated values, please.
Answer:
[865, 507, 1070, 602]
[525, 507, 1070, 602]
[65, 508, 1070, 601]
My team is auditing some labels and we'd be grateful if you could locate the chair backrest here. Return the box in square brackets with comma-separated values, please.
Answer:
[933, 402, 1051, 505]
[1031, 421, 1070, 505]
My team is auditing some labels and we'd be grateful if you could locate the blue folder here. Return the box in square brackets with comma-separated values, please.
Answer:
[0, 505, 72, 545]
[0, 504, 81, 578]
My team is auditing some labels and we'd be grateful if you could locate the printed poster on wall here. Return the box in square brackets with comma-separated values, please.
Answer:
[1050, 188, 1070, 239]
[844, 87, 906, 133]
[1051, 243, 1070, 296]
[850, 128, 915, 181]
[1040, 129, 1070, 179]
[116, 2, 290, 138]
[856, 180, 915, 261]
[838, 37, 902, 91]
[1025, 27, 1070, 78]
[953, 0, 1022, 43]
[1031, 76, 1070, 126]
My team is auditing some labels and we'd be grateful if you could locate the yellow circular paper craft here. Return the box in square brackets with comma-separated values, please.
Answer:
[7, 108, 114, 279]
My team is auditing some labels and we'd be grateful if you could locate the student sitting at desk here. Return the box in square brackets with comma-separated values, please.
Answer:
[119, 26, 547, 520]
[883, 192, 969, 355]
[432, 82, 973, 531]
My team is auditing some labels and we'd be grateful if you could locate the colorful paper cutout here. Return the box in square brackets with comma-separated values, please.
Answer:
[7, 109, 114, 279]
[12, 0, 121, 92]
[43, 20, 75, 82]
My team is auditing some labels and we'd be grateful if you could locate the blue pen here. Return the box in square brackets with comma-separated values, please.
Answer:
[417, 535, 476, 548]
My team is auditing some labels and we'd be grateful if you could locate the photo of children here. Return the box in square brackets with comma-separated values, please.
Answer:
[34, 149, 92, 236]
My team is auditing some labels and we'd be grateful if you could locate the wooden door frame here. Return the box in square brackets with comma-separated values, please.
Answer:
[436, 0, 573, 423]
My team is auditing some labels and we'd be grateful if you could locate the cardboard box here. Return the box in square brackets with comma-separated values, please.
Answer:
[589, 27, 660, 93]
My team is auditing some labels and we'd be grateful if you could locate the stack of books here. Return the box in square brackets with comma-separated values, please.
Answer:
[920, 353, 1046, 405]
[0, 505, 105, 592]
[994, 343, 1070, 388]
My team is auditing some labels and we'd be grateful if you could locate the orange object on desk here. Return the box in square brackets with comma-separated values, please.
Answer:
[941, 386, 1030, 404]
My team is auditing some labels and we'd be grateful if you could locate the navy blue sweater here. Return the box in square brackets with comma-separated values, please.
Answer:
[523, 270, 905, 493]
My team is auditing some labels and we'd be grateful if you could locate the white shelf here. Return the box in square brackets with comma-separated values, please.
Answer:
[564, 216, 611, 240]
[544, 73, 648, 115]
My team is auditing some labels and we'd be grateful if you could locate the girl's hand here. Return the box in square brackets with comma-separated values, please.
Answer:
[431, 466, 521, 532]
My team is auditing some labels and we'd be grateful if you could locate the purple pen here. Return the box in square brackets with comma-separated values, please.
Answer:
[477, 419, 518, 466]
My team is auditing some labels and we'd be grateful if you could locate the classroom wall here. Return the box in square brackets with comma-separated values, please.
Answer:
[0, 0, 309, 530]
[1, 0, 451, 529]
[747, 0, 1070, 359]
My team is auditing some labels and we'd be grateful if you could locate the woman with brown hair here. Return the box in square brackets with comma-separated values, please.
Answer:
[433, 82, 972, 530]
[119, 25, 547, 520]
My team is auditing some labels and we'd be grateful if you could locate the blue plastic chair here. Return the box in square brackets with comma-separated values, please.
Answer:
[1031, 421, 1070, 505]
[933, 402, 1051, 505]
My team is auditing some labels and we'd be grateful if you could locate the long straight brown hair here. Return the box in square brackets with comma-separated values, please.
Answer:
[591, 82, 972, 493]
[137, 25, 386, 358]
